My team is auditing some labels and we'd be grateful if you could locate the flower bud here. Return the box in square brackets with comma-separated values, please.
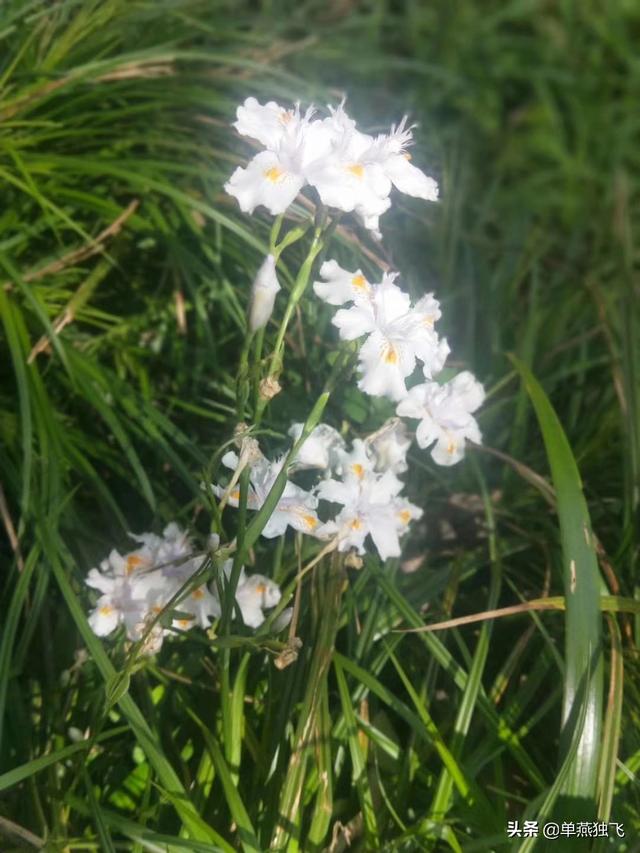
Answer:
[248, 254, 280, 332]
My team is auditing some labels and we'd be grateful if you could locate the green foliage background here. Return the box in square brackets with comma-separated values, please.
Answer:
[0, 0, 638, 850]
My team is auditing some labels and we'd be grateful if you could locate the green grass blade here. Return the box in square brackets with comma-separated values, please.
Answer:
[66, 794, 227, 853]
[511, 356, 604, 814]
[597, 615, 623, 821]
[0, 726, 128, 792]
[184, 706, 261, 853]
[334, 657, 379, 846]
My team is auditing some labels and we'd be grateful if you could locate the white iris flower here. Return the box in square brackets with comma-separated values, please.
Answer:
[86, 524, 216, 645]
[332, 275, 449, 401]
[225, 97, 438, 231]
[212, 560, 282, 629]
[396, 371, 485, 465]
[86, 523, 285, 647]
[213, 450, 321, 538]
[316, 468, 422, 561]
[333, 438, 379, 485]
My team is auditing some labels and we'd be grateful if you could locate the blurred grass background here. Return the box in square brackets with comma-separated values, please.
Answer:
[0, 0, 639, 850]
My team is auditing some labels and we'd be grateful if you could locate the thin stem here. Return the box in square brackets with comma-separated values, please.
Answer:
[255, 225, 326, 425]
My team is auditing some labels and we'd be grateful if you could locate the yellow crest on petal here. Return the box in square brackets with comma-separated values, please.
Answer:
[346, 163, 364, 178]
[351, 274, 369, 293]
[126, 554, 146, 574]
[264, 166, 285, 183]
[382, 343, 399, 364]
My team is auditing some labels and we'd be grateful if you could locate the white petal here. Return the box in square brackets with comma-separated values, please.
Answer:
[316, 478, 355, 506]
[241, 574, 282, 609]
[431, 435, 466, 466]
[413, 293, 442, 326]
[334, 509, 369, 554]
[308, 156, 391, 215]
[355, 199, 391, 232]
[368, 513, 402, 560]
[415, 416, 441, 450]
[358, 332, 414, 401]
[236, 600, 265, 628]
[86, 568, 115, 594]
[332, 303, 376, 341]
[396, 385, 428, 420]
[368, 419, 411, 473]
[334, 438, 375, 483]
[289, 422, 344, 469]
[358, 364, 408, 402]
[313, 259, 372, 305]
[450, 371, 485, 412]
[261, 511, 291, 539]
[235, 574, 281, 627]
[88, 600, 120, 636]
[282, 504, 322, 536]
[234, 97, 298, 149]
[367, 469, 404, 503]
[384, 154, 439, 200]
[423, 337, 450, 378]
[372, 276, 412, 324]
[225, 151, 304, 215]
[395, 498, 424, 529]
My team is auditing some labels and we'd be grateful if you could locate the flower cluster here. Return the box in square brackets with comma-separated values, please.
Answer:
[87, 95, 486, 656]
[313, 260, 484, 464]
[86, 523, 282, 653]
[225, 97, 438, 233]
[221, 99, 484, 555]
[210, 419, 421, 562]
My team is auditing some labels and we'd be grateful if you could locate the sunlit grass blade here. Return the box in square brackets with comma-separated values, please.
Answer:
[597, 615, 623, 821]
[511, 356, 604, 818]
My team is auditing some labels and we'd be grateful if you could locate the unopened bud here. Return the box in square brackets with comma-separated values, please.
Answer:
[259, 376, 282, 401]
[249, 254, 280, 332]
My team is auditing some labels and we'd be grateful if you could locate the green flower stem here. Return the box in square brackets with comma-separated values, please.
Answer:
[272, 226, 324, 367]
[273, 219, 313, 260]
[236, 333, 254, 421]
[255, 226, 325, 425]
[219, 466, 250, 765]
[269, 214, 285, 253]
[251, 327, 265, 414]
[221, 466, 250, 631]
